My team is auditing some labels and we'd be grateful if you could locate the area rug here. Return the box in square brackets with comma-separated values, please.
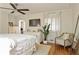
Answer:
[33, 44, 51, 55]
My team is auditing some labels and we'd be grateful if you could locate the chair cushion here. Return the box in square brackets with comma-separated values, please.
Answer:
[56, 39, 71, 46]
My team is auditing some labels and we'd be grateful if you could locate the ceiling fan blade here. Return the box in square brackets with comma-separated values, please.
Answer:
[11, 11, 14, 13]
[10, 3, 17, 9]
[0, 7, 14, 10]
[18, 9, 29, 11]
[18, 10, 25, 15]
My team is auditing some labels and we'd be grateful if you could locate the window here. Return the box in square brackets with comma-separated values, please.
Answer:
[47, 13, 60, 32]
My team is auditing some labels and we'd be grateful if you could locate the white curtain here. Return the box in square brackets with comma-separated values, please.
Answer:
[47, 13, 61, 32]
[44, 12, 61, 41]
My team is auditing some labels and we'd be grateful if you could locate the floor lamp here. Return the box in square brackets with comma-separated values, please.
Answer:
[74, 15, 79, 39]
[72, 15, 79, 54]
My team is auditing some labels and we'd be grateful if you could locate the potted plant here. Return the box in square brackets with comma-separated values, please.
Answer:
[40, 24, 50, 44]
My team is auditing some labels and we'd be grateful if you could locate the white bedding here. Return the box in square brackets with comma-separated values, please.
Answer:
[0, 37, 15, 55]
[0, 34, 36, 55]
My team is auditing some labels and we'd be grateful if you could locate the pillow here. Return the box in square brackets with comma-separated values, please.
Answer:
[63, 34, 69, 39]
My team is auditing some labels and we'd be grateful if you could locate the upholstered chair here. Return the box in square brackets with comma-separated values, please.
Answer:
[55, 32, 74, 51]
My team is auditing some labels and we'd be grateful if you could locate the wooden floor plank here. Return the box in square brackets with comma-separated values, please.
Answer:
[48, 44, 73, 55]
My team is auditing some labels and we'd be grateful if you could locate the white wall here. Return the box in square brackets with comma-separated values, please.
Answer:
[61, 9, 74, 33]
[72, 5, 79, 37]
[0, 10, 8, 33]
[0, 11, 2, 33]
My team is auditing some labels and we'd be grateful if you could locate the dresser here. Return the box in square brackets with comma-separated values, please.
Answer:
[8, 26, 19, 34]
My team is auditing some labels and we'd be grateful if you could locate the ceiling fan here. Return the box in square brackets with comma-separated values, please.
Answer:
[0, 3, 29, 15]
[10, 3, 29, 15]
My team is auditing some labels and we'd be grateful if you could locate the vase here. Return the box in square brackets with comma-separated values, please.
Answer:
[43, 41, 47, 44]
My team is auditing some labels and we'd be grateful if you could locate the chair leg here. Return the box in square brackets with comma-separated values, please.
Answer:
[64, 46, 65, 51]
[70, 47, 74, 55]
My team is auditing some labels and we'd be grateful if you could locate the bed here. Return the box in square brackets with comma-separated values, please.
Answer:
[0, 34, 37, 55]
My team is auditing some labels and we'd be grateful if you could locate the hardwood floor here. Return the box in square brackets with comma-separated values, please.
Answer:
[48, 44, 74, 55]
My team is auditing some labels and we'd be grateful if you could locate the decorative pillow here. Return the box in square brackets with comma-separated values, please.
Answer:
[63, 34, 69, 39]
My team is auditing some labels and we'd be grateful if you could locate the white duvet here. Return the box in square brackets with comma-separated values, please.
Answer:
[0, 34, 36, 55]
[0, 37, 15, 55]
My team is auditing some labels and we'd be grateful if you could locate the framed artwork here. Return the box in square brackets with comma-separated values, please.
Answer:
[29, 19, 40, 27]
[8, 22, 13, 26]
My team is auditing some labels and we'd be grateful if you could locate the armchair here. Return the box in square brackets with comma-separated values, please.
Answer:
[55, 32, 74, 51]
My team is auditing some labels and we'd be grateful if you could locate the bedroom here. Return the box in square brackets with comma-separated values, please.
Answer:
[0, 3, 79, 55]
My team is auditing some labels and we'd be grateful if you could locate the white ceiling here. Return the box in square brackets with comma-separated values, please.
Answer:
[0, 3, 78, 13]
[18, 3, 72, 13]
